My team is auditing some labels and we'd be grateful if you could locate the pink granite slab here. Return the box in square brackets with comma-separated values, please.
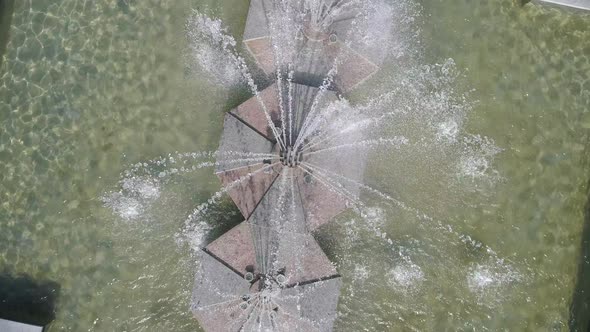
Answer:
[216, 163, 281, 219]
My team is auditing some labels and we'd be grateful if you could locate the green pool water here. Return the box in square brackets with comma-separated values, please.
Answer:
[0, 0, 589, 331]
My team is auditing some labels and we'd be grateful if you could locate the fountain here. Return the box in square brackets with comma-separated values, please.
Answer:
[192, 74, 370, 329]
[188, 2, 387, 329]
[183, 2, 501, 330]
[2, 0, 586, 329]
[214, 82, 365, 224]
[104, 1, 511, 330]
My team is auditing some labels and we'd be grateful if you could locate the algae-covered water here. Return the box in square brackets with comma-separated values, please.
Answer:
[0, 0, 589, 331]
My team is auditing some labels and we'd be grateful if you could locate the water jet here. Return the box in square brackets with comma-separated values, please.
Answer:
[214, 81, 365, 226]
[191, 3, 377, 330]
[242, 0, 386, 91]
[280, 146, 303, 168]
[192, 176, 343, 330]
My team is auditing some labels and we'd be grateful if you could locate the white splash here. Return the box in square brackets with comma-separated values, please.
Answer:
[102, 177, 161, 222]
[103, 194, 143, 221]
[458, 135, 502, 182]
[386, 262, 424, 294]
[467, 261, 522, 306]
[362, 206, 386, 229]
[436, 119, 460, 143]
[122, 177, 160, 200]
[352, 264, 370, 284]
[343, 218, 361, 246]
[176, 218, 213, 253]
[186, 11, 243, 87]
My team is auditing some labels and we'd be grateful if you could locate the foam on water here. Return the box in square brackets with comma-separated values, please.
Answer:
[467, 260, 523, 306]
[187, 41, 243, 87]
[186, 11, 244, 87]
[352, 264, 370, 284]
[175, 217, 213, 254]
[386, 262, 425, 294]
[458, 135, 502, 182]
[122, 177, 160, 200]
[102, 177, 161, 222]
[362, 206, 386, 229]
[103, 194, 144, 221]
[436, 119, 460, 143]
[340, 219, 362, 249]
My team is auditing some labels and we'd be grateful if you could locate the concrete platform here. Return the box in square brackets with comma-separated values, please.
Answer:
[204, 79, 368, 331]
[0, 319, 43, 332]
[205, 222, 339, 285]
[216, 162, 280, 220]
[215, 111, 279, 219]
[536, 0, 590, 10]
[242, 0, 386, 92]
[193, 222, 342, 331]
[216, 81, 367, 225]
[230, 85, 282, 142]
[206, 171, 340, 283]
[194, 169, 343, 330]
[216, 82, 346, 222]
[227, 82, 339, 144]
